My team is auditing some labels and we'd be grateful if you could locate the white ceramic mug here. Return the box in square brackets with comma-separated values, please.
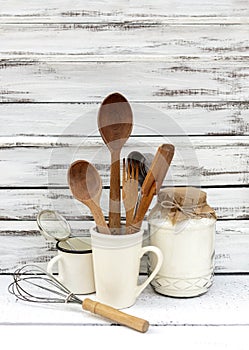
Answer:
[47, 237, 95, 294]
[90, 227, 163, 309]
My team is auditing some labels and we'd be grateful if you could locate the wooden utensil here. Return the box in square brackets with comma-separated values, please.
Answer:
[98, 93, 133, 233]
[127, 151, 154, 218]
[130, 144, 175, 232]
[68, 160, 110, 234]
[122, 158, 139, 231]
[83, 298, 149, 333]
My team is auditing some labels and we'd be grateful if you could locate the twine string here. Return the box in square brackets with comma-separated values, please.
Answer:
[159, 200, 210, 219]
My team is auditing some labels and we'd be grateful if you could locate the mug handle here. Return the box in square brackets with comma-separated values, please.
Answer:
[47, 255, 63, 283]
[135, 246, 163, 298]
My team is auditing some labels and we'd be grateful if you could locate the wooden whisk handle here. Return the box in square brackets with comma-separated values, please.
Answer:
[82, 298, 149, 333]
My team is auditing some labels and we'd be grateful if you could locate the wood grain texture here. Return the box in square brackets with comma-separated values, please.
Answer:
[82, 298, 149, 333]
[0, 1, 248, 339]
[0, 187, 247, 221]
[1, 327, 248, 349]
[0, 102, 248, 137]
[0, 24, 248, 58]
[0, 136, 247, 187]
[0, 0, 248, 23]
[0, 60, 249, 102]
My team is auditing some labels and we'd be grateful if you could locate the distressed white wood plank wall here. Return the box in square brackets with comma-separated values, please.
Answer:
[0, 0, 248, 273]
[0, 0, 248, 23]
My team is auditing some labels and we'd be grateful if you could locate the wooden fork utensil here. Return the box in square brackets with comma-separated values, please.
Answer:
[122, 158, 139, 233]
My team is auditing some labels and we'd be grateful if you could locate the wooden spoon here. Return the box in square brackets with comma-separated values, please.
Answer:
[129, 144, 175, 233]
[98, 93, 133, 233]
[68, 160, 110, 234]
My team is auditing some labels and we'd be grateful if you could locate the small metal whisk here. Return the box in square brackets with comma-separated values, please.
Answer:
[8, 264, 149, 333]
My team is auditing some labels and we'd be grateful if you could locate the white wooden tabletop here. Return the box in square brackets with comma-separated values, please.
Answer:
[1, 274, 249, 348]
[2, 275, 249, 326]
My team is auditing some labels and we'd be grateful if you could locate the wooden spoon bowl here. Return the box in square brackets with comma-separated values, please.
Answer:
[69, 160, 101, 202]
[68, 160, 110, 234]
[98, 93, 133, 151]
[98, 92, 133, 233]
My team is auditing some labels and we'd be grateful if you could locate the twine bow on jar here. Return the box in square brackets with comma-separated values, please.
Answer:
[148, 187, 217, 225]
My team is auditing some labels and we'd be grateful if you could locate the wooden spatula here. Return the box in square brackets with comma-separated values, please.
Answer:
[129, 144, 175, 232]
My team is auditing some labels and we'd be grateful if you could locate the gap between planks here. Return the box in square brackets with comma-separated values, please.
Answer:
[1, 18, 249, 25]
[1, 55, 249, 62]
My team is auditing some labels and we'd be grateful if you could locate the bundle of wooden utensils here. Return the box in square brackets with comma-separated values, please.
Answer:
[68, 92, 175, 235]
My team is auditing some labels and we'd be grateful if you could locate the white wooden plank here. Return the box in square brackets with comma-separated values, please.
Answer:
[215, 221, 249, 272]
[0, 136, 247, 187]
[0, 187, 247, 221]
[0, 220, 248, 273]
[0, 102, 248, 137]
[0, 235, 53, 273]
[127, 0, 249, 19]
[1, 326, 248, 350]
[0, 219, 94, 236]
[2, 275, 249, 326]
[0, 60, 248, 102]
[0, 24, 248, 58]
[0, 0, 248, 23]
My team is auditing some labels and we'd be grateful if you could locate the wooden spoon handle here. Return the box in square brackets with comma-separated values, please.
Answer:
[109, 151, 121, 232]
[89, 201, 110, 234]
[82, 298, 149, 333]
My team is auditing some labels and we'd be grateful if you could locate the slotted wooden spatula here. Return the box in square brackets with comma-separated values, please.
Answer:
[129, 144, 175, 232]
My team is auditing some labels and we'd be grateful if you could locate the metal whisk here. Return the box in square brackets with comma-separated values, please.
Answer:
[8, 264, 149, 333]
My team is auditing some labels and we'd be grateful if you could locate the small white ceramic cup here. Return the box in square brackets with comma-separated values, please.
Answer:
[90, 227, 163, 309]
[47, 237, 95, 294]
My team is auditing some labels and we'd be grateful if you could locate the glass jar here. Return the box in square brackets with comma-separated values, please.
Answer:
[148, 187, 216, 298]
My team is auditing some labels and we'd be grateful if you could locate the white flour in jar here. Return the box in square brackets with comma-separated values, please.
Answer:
[149, 217, 216, 297]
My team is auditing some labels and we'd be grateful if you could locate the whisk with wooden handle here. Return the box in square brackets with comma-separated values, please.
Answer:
[8, 264, 149, 333]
